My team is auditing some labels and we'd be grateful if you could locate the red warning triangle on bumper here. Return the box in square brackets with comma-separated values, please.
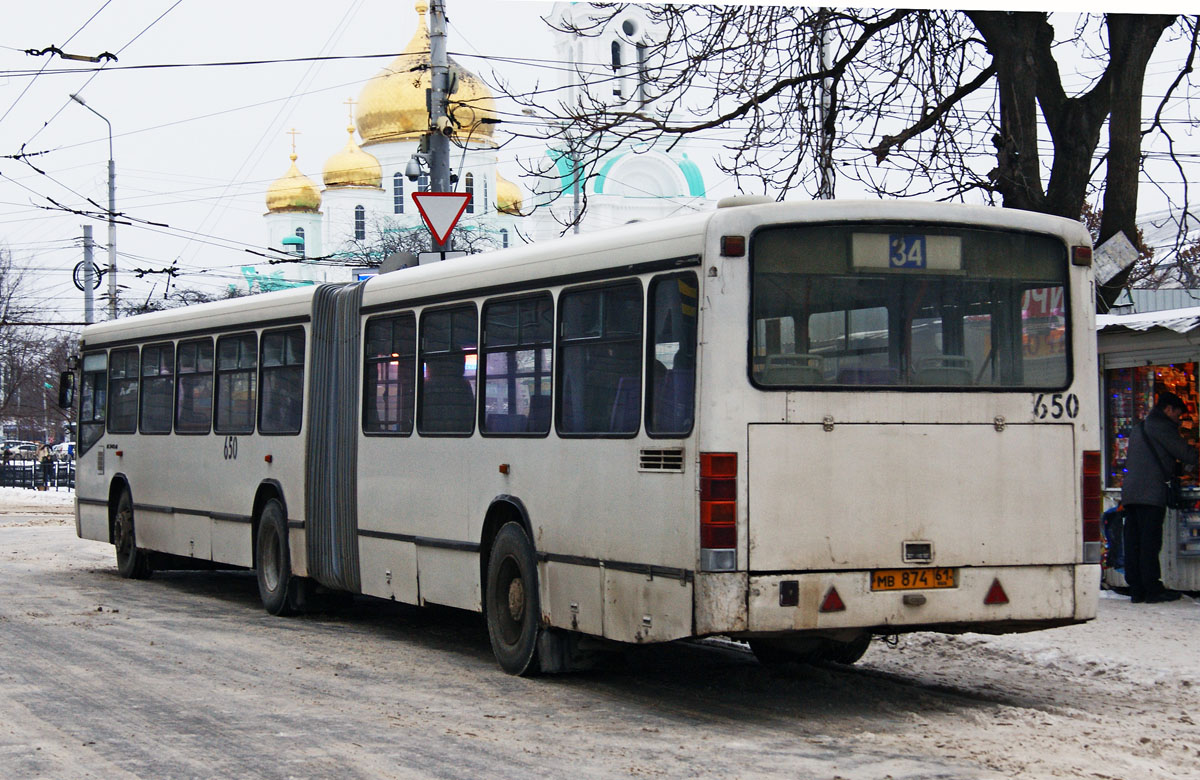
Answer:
[984, 578, 1009, 605]
[819, 586, 846, 613]
[412, 192, 471, 245]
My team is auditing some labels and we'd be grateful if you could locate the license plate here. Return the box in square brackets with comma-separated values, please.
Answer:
[870, 567, 957, 591]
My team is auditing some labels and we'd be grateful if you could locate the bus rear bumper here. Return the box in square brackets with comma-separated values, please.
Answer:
[741, 564, 1099, 636]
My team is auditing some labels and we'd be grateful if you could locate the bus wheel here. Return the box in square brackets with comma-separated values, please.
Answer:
[256, 498, 297, 617]
[485, 522, 541, 676]
[818, 634, 872, 665]
[114, 490, 152, 579]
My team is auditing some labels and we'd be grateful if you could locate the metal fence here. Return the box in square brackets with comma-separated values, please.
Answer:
[0, 460, 75, 490]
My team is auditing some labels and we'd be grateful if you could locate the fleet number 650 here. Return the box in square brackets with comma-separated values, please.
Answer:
[1032, 393, 1079, 420]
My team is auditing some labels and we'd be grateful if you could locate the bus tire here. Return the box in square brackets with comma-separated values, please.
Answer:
[255, 498, 298, 617]
[114, 490, 152, 579]
[485, 522, 541, 676]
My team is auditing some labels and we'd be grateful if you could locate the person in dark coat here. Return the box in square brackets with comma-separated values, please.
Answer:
[1120, 391, 1198, 603]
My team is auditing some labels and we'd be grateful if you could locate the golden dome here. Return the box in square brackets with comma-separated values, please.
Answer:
[496, 171, 524, 216]
[355, 1, 497, 145]
[266, 154, 321, 213]
[323, 125, 383, 188]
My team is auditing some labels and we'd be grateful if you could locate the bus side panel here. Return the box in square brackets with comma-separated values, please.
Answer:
[694, 572, 749, 635]
[78, 499, 109, 543]
[418, 547, 479, 610]
[602, 570, 692, 643]
[212, 519, 253, 569]
[358, 537, 418, 604]
[541, 561, 604, 636]
[1074, 564, 1099, 621]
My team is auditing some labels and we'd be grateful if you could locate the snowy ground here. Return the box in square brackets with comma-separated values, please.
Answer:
[0, 486, 75, 523]
[1, 490, 1197, 778]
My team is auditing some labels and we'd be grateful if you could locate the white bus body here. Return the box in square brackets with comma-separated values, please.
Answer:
[73, 200, 1101, 674]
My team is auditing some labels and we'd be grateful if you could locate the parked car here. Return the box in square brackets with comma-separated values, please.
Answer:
[3, 441, 37, 461]
[52, 441, 76, 460]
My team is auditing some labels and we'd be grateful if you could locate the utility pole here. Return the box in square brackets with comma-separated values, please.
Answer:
[69, 94, 118, 318]
[81, 225, 95, 324]
[428, 0, 452, 252]
[106, 155, 117, 317]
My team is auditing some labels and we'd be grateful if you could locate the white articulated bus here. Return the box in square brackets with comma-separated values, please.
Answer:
[71, 199, 1101, 674]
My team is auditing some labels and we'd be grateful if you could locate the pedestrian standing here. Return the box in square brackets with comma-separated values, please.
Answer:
[36, 442, 50, 487]
[1120, 391, 1197, 603]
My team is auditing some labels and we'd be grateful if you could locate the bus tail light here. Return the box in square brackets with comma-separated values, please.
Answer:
[1082, 450, 1102, 563]
[700, 452, 737, 571]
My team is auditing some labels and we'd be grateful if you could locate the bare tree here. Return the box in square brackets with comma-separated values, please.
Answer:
[118, 284, 248, 317]
[0, 247, 44, 424]
[335, 215, 507, 267]
[498, 7, 1197, 300]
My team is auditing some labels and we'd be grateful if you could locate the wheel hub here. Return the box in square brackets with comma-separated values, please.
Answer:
[506, 577, 525, 623]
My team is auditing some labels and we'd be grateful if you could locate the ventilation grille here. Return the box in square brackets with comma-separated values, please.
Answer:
[639, 448, 685, 473]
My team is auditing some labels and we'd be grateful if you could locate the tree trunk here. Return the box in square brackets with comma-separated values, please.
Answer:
[968, 12, 1048, 214]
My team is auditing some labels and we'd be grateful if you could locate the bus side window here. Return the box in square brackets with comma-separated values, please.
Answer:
[107, 347, 139, 434]
[140, 343, 175, 434]
[260, 328, 305, 435]
[363, 313, 416, 435]
[647, 272, 697, 437]
[418, 304, 478, 435]
[215, 333, 258, 434]
[79, 352, 108, 453]
[481, 293, 553, 436]
[557, 281, 643, 436]
[175, 338, 214, 434]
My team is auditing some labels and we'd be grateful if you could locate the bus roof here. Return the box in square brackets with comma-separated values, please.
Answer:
[80, 283, 318, 348]
[78, 200, 1090, 349]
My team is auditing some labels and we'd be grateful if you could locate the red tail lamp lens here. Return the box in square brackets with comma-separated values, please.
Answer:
[1082, 450, 1102, 542]
[700, 452, 737, 559]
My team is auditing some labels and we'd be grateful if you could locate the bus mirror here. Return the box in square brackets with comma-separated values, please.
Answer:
[58, 371, 75, 409]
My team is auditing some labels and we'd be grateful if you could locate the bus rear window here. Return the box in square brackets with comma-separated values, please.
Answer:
[750, 225, 1069, 390]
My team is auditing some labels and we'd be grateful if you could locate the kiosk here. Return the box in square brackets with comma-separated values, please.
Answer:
[1097, 306, 1200, 591]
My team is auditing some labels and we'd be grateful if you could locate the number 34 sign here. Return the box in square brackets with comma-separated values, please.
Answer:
[889, 234, 927, 269]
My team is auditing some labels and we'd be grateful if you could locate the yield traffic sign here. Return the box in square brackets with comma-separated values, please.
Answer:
[412, 192, 471, 245]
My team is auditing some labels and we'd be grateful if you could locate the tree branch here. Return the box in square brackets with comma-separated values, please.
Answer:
[870, 63, 996, 163]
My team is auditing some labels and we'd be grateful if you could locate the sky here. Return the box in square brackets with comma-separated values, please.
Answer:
[1, 1, 1196, 332]
[0, 1, 577, 327]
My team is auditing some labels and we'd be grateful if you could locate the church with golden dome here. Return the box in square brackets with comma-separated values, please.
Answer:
[263, 1, 709, 281]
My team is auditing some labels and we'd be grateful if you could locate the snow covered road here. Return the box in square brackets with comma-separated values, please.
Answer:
[1, 491, 1196, 779]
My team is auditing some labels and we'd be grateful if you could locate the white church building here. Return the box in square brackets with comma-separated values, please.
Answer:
[260, 1, 712, 287]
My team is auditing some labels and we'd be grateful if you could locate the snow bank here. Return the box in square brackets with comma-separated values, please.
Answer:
[0, 486, 75, 508]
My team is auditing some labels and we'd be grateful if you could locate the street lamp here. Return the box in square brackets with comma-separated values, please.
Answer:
[69, 93, 118, 319]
